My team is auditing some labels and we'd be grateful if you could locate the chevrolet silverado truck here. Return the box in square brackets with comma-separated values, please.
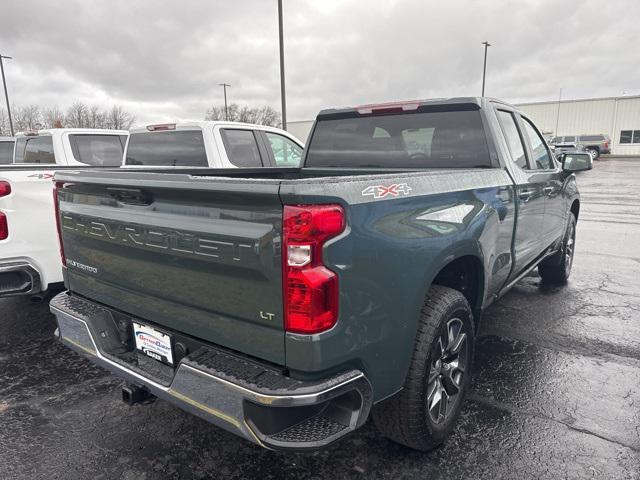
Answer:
[0, 129, 127, 298]
[124, 121, 303, 168]
[50, 98, 592, 451]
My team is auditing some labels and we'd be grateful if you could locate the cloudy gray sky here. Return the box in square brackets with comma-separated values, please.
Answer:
[0, 0, 638, 125]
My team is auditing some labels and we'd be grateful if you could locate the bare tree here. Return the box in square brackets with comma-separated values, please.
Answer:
[0, 108, 9, 136]
[106, 105, 135, 130]
[43, 106, 64, 128]
[205, 104, 281, 127]
[13, 105, 42, 132]
[66, 101, 89, 128]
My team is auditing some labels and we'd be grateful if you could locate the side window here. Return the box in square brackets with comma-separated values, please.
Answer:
[69, 134, 125, 166]
[20, 136, 55, 164]
[220, 129, 263, 167]
[264, 132, 303, 167]
[521, 118, 554, 170]
[551, 136, 562, 144]
[496, 110, 527, 169]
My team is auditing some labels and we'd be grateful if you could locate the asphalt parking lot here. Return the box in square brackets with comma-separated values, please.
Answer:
[1, 157, 639, 480]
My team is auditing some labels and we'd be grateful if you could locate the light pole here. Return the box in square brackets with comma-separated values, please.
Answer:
[278, 0, 287, 129]
[555, 88, 562, 135]
[481, 41, 491, 97]
[219, 83, 230, 120]
[0, 54, 14, 136]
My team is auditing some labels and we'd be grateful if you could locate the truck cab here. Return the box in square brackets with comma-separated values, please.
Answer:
[124, 121, 303, 168]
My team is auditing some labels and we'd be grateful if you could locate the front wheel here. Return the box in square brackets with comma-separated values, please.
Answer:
[539, 214, 576, 284]
[372, 285, 474, 451]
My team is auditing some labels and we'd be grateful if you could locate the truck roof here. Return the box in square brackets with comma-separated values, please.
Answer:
[130, 121, 292, 136]
[14, 128, 128, 138]
[0, 136, 14, 142]
[316, 97, 517, 120]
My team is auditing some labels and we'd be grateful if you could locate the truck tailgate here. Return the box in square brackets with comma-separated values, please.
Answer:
[56, 173, 285, 364]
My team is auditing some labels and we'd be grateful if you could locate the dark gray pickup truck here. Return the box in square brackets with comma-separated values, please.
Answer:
[50, 98, 591, 451]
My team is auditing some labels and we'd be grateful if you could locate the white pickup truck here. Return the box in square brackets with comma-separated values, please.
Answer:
[124, 121, 303, 168]
[0, 128, 127, 298]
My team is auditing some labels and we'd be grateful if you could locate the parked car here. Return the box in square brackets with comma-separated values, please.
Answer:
[50, 97, 589, 452]
[0, 136, 15, 164]
[551, 139, 586, 157]
[124, 121, 303, 168]
[0, 129, 127, 299]
[550, 134, 611, 159]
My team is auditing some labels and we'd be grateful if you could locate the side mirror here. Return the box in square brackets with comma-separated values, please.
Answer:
[562, 152, 593, 172]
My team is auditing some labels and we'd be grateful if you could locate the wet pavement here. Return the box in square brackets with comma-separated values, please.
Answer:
[1, 157, 639, 479]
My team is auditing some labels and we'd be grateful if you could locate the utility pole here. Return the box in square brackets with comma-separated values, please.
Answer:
[481, 41, 491, 97]
[219, 83, 230, 120]
[0, 54, 14, 136]
[555, 88, 562, 135]
[278, 0, 287, 129]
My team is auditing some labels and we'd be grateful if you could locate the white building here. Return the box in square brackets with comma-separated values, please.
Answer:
[517, 95, 640, 155]
[287, 95, 640, 155]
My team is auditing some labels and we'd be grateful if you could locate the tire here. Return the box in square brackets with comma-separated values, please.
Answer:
[586, 148, 599, 160]
[372, 285, 474, 451]
[539, 214, 576, 284]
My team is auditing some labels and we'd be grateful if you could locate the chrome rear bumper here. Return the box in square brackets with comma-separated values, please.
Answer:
[50, 292, 372, 450]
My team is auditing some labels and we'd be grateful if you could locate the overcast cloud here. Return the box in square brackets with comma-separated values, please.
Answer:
[0, 0, 638, 125]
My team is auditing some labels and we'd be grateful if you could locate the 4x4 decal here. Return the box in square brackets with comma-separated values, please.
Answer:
[362, 183, 412, 199]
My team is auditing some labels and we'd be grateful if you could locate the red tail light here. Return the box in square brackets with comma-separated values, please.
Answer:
[0, 212, 7, 240]
[0, 181, 10, 240]
[0, 181, 11, 197]
[53, 181, 66, 265]
[283, 204, 345, 334]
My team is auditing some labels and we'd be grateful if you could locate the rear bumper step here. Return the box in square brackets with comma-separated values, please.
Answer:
[0, 261, 41, 297]
[50, 292, 372, 450]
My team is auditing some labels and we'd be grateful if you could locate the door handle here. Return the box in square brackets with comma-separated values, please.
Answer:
[543, 186, 554, 196]
[518, 189, 535, 203]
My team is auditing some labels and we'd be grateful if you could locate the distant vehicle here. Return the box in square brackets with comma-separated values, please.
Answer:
[124, 121, 303, 168]
[550, 134, 611, 159]
[51, 97, 590, 452]
[0, 137, 15, 164]
[0, 128, 128, 299]
[552, 140, 586, 157]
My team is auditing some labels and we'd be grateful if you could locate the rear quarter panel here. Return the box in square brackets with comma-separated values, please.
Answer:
[0, 168, 61, 288]
[280, 169, 515, 401]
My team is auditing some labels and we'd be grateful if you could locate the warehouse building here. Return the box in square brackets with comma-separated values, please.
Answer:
[288, 95, 640, 155]
[518, 95, 640, 155]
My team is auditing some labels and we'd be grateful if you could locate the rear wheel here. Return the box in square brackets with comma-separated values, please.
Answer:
[372, 285, 474, 451]
[539, 214, 576, 284]
[586, 148, 599, 160]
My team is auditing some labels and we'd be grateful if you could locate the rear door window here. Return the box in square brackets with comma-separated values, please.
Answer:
[0, 141, 13, 164]
[125, 130, 208, 166]
[521, 117, 554, 170]
[496, 110, 527, 169]
[15, 136, 55, 164]
[563, 136, 576, 143]
[69, 134, 125, 166]
[221, 129, 263, 167]
[264, 132, 303, 167]
[305, 110, 492, 168]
